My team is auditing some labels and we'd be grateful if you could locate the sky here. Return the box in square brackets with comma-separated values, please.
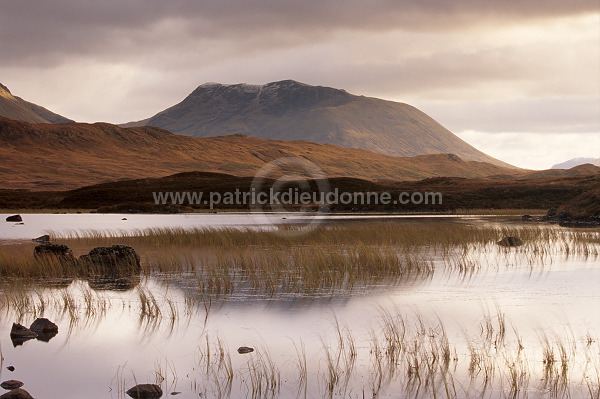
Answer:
[1, 0, 598, 170]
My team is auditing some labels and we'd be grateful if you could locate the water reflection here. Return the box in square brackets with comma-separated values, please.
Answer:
[0, 218, 598, 398]
[88, 274, 140, 291]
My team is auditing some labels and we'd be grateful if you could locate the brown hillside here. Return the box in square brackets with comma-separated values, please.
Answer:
[517, 164, 600, 179]
[2, 171, 598, 212]
[0, 83, 73, 124]
[0, 117, 518, 191]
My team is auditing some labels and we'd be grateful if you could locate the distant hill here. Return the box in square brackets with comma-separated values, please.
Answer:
[2, 169, 598, 213]
[516, 164, 600, 179]
[0, 117, 517, 191]
[0, 83, 73, 124]
[124, 80, 513, 168]
[551, 157, 600, 169]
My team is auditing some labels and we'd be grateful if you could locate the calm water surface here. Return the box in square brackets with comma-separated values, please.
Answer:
[0, 213, 598, 398]
[0, 212, 487, 241]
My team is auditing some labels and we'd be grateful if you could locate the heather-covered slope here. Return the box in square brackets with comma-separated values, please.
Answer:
[1, 117, 516, 190]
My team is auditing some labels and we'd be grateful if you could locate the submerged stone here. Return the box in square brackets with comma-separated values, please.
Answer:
[0, 380, 24, 390]
[125, 384, 163, 399]
[237, 346, 254, 354]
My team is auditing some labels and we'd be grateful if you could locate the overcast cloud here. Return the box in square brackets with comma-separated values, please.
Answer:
[0, 0, 598, 169]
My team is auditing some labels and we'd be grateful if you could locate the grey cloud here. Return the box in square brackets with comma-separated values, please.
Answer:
[1, 0, 597, 67]
[1, 0, 597, 132]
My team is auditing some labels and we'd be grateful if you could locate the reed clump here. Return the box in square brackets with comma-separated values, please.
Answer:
[52, 222, 599, 257]
[1, 222, 598, 301]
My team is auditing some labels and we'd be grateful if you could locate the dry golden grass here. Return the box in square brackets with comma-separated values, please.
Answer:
[1, 222, 598, 284]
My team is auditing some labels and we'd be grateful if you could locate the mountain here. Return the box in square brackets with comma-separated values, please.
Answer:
[0, 83, 73, 124]
[125, 80, 512, 167]
[551, 157, 600, 169]
[0, 117, 517, 191]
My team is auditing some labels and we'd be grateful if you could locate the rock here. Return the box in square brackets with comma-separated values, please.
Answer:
[521, 215, 533, 221]
[29, 319, 59, 342]
[10, 323, 37, 339]
[0, 389, 34, 399]
[33, 243, 76, 264]
[6, 367, 14, 372]
[546, 207, 557, 218]
[0, 380, 24, 390]
[10, 323, 38, 346]
[5, 215, 22, 222]
[497, 236, 524, 247]
[30, 318, 58, 332]
[558, 210, 571, 220]
[237, 346, 254, 354]
[80, 245, 141, 272]
[125, 384, 163, 399]
[32, 235, 50, 243]
[122, 218, 128, 220]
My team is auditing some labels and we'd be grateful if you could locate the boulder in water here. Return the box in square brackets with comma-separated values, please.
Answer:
[125, 384, 163, 399]
[5, 215, 22, 222]
[33, 243, 76, 264]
